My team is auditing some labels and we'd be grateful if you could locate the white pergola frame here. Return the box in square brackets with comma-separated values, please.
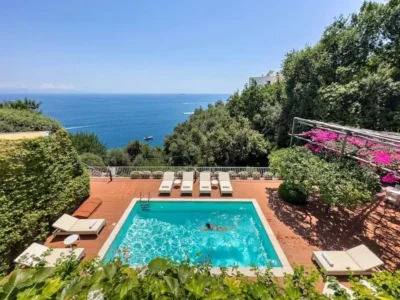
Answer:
[289, 117, 400, 174]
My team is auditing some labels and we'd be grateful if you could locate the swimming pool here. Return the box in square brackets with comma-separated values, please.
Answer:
[99, 199, 292, 275]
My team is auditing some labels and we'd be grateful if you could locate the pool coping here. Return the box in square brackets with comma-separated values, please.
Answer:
[98, 198, 293, 277]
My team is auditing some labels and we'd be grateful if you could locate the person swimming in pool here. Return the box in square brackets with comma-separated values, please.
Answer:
[200, 223, 228, 231]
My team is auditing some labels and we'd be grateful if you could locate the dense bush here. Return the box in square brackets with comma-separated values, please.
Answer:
[69, 132, 107, 159]
[252, 171, 261, 179]
[238, 171, 248, 179]
[278, 182, 308, 205]
[106, 149, 131, 166]
[269, 147, 380, 208]
[0, 130, 90, 274]
[175, 170, 183, 179]
[79, 152, 105, 166]
[263, 172, 273, 180]
[2, 256, 397, 299]
[0, 98, 42, 112]
[0, 108, 61, 133]
[229, 170, 237, 179]
[130, 171, 142, 179]
[142, 171, 151, 179]
[152, 171, 163, 179]
[164, 102, 271, 166]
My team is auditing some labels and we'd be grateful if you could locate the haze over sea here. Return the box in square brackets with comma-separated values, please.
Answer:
[0, 94, 228, 148]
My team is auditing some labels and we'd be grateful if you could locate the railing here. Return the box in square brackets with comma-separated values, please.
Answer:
[85, 165, 271, 178]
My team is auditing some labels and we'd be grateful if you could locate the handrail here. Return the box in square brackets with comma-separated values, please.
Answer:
[85, 165, 273, 178]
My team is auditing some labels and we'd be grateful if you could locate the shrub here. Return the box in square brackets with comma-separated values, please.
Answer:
[130, 171, 142, 179]
[106, 149, 131, 166]
[79, 153, 105, 166]
[152, 171, 163, 179]
[142, 171, 151, 179]
[1, 256, 392, 299]
[69, 132, 107, 159]
[175, 170, 183, 179]
[0, 130, 89, 274]
[229, 170, 237, 179]
[252, 171, 261, 179]
[0, 108, 61, 133]
[238, 171, 248, 179]
[278, 182, 308, 205]
[263, 172, 273, 180]
[213, 171, 219, 178]
[269, 147, 379, 208]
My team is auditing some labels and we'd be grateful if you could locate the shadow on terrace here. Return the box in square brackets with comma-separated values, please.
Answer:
[266, 188, 400, 272]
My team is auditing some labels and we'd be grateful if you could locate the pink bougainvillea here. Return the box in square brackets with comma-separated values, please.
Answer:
[301, 129, 400, 183]
[374, 151, 392, 164]
[382, 173, 399, 183]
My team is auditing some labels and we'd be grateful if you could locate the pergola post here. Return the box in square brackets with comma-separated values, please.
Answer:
[340, 132, 349, 158]
[290, 118, 297, 147]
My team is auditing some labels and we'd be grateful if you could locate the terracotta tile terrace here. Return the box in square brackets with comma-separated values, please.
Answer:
[46, 178, 400, 285]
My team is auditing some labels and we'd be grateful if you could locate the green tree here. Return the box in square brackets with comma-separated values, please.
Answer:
[69, 132, 107, 159]
[164, 103, 271, 166]
[80, 153, 105, 166]
[106, 149, 131, 166]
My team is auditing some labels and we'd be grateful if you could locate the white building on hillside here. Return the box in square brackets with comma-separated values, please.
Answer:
[249, 70, 283, 86]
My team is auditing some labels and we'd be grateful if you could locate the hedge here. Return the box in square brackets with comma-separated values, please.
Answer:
[0, 130, 90, 274]
[2, 257, 398, 299]
[0, 108, 61, 133]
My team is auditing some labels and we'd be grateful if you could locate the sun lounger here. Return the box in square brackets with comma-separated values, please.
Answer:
[73, 198, 102, 219]
[158, 171, 175, 194]
[181, 172, 194, 195]
[218, 172, 233, 195]
[200, 172, 212, 194]
[312, 244, 383, 275]
[14, 243, 85, 267]
[53, 214, 106, 236]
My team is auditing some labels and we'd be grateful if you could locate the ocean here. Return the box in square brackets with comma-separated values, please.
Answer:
[0, 94, 229, 148]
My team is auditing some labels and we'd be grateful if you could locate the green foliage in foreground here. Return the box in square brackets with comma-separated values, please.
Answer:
[0, 98, 42, 112]
[0, 130, 90, 275]
[0, 108, 61, 133]
[69, 132, 107, 161]
[164, 102, 271, 166]
[269, 147, 380, 208]
[2, 257, 398, 300]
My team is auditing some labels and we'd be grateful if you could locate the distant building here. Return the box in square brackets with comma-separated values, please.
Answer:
[249, 70, 283, 86]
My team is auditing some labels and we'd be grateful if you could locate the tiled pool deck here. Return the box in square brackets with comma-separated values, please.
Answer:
[45, 178, 400, 287]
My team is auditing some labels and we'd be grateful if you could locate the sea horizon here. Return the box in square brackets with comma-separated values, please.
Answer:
[0, 93, 229, 148]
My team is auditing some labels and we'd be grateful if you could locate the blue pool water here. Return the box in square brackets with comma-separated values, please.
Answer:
[104, 201, 282, 268]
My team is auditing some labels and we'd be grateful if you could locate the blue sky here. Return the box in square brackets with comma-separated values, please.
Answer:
[0, 0, 367, 94]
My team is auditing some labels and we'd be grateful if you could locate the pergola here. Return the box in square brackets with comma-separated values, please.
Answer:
[289, 117, 400, 175]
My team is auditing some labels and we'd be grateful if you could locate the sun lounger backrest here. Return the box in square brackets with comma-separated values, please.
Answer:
[163, 172, 175, 181]
[346, 245, 383, 270]
[53, 214, 78, 231]
[200, 172, 210, 181]
[219, 172, 230, 181]
[183, 172, 193, 181]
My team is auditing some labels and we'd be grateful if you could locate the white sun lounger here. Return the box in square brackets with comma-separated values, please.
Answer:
[199, 172, 212, 194]
[312, 244, 383, 275]
[53, 214, 106, 236]
[181, 172, 194, 195]
[14, 243, 85, 267]
[158, 171, 175, 194]
[218, 172, 233, 195]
